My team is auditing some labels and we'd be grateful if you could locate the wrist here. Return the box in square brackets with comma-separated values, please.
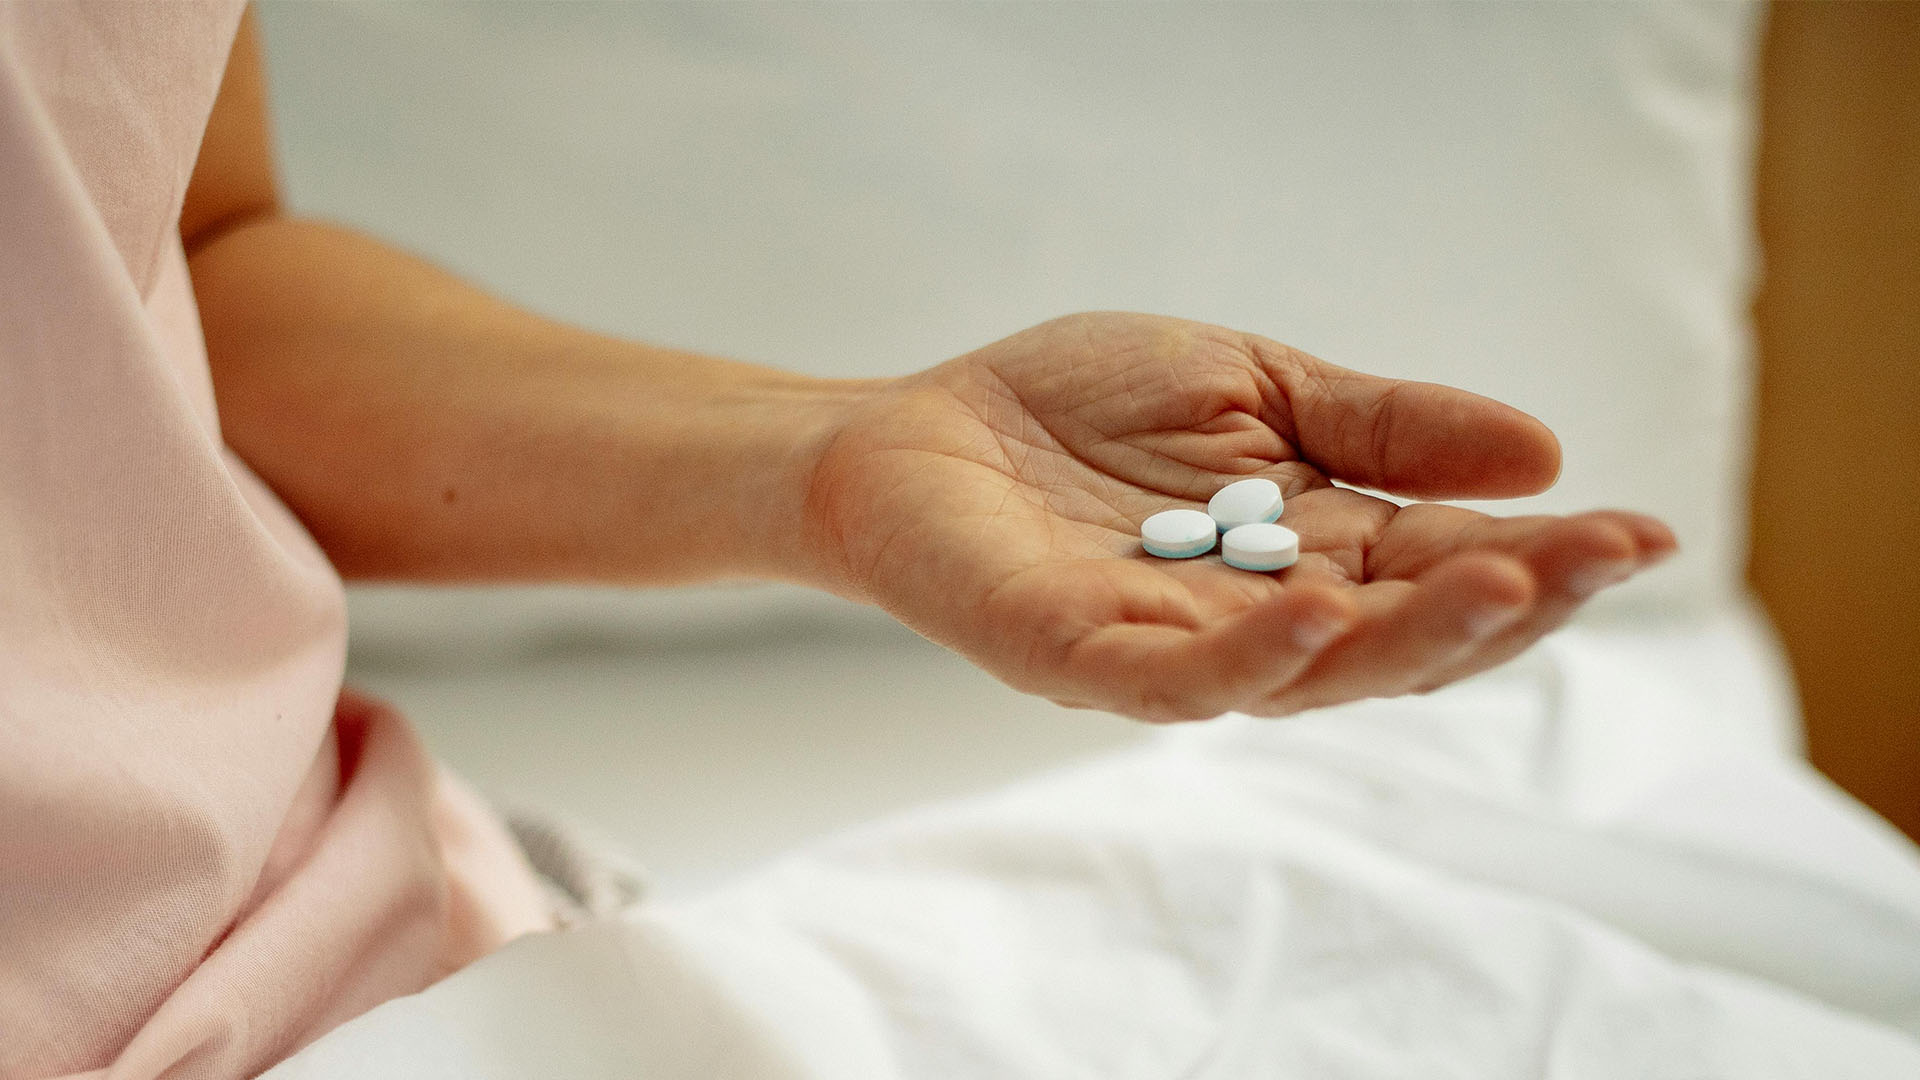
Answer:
[565, 338, 888, 589]
[707, 372, 888, 590]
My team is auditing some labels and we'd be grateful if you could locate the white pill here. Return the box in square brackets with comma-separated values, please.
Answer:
[1207, 478, 1284, 532]
[1141, 509, 1217, 559]
[1221, 523, 1300, 572]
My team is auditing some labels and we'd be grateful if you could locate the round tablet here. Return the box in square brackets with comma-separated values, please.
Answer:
[1221, 523, 1300, 572]
[1207, 478, 1284, 531]
[1140, 509, 1217, 559]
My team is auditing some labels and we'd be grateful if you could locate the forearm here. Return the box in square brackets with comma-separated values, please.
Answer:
[190, 216, 877, 586]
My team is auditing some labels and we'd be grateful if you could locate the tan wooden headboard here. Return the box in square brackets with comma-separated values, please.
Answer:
[1750, 1, 1920, 841]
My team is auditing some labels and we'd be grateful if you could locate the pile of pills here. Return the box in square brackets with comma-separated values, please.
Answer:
[1140, 478, 1300, 572]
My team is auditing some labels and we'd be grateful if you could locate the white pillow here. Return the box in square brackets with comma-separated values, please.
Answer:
[258, 2, 1762, 650]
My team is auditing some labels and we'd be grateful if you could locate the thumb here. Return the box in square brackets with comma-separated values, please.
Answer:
[1249, 336, 1562, 500]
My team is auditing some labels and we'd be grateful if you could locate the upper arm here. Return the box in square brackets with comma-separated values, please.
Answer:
[181, 6, 279, 254]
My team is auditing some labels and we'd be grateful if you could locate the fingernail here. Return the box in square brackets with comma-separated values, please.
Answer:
[1567, 560, 1635, 597]
[1291, 613, 1351, 652]
[1465, 602, 1524, 641]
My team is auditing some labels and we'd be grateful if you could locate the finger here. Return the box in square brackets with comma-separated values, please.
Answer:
[1245, 335, 1562, 500]
[1367, 505, 1675, 583]
[1413, 515, 1678, 690]
[1605, 511, 1679, 567]
[1062, 582, 1359, 723]
[1254, 553, 1535, 716]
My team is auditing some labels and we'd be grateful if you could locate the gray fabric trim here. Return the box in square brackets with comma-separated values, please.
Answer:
[504, 809, 649, 927]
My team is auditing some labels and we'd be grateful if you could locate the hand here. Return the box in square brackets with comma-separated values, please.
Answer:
[801, 313, 1675, 722]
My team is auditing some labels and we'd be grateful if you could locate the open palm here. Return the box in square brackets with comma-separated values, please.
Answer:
[803, 313, 1673, 722]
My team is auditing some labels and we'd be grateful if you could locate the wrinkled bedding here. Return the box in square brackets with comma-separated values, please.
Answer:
[265, 608, 1920, 1078]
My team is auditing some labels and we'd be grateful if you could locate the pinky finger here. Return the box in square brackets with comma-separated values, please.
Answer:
[1254, 552, 1536, 716]
[1062, 583, 1358, 723]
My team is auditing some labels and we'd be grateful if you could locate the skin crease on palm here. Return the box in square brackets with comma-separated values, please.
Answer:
[802, 312, 1678, 724]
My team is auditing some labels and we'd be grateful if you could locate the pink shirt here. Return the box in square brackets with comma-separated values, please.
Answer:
[0, 4, 553, 1076]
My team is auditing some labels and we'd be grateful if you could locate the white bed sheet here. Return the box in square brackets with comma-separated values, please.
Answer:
[268, 606, 1920, 1078]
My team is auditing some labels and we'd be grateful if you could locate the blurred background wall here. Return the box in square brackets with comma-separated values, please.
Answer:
[1749, 1, 1920, 841]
